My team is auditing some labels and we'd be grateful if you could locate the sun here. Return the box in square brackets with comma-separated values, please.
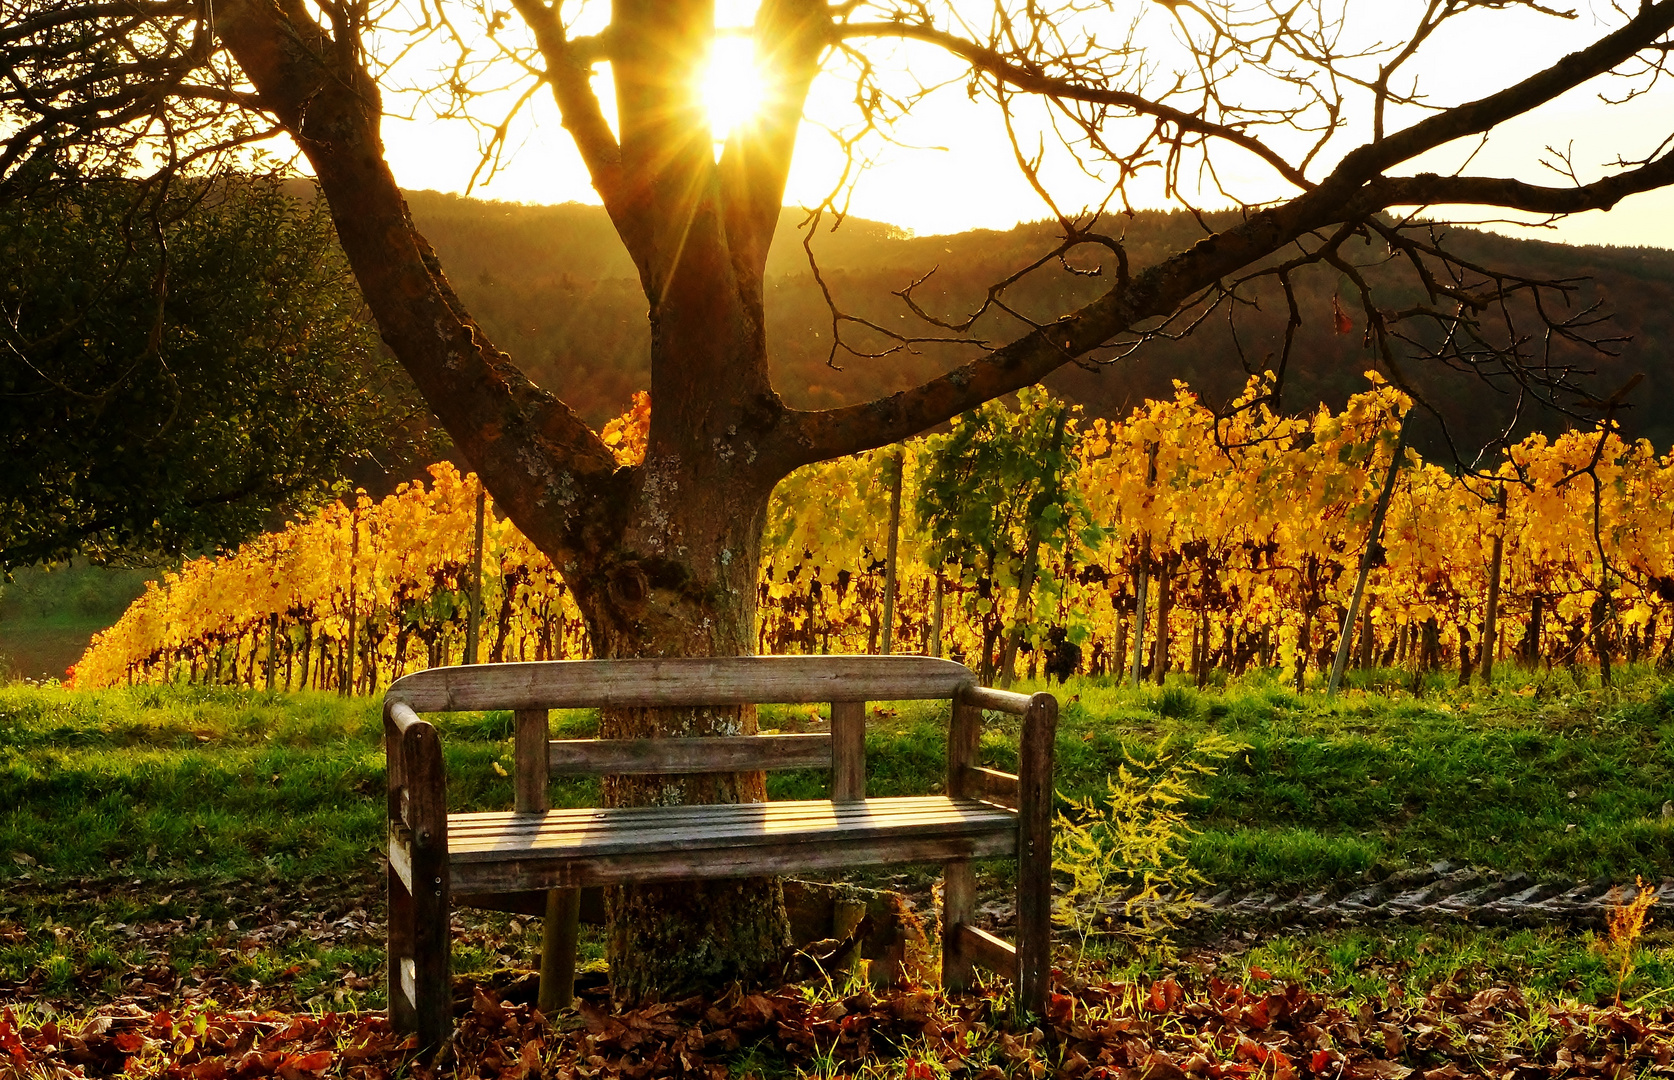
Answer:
[703, 35, 765, 148]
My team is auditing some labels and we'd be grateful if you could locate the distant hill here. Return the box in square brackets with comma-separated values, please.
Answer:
[400, 189, 1674, 455]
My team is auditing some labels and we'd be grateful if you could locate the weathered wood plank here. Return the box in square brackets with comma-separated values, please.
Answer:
[451, 831, 1019, 891]
[385, 699, 416, 1034]
[445, 795, 997, 833]
[956, 924, 1017, 977]
[402, 721, 452, 1047]
[388, 699, 424, 733]
[958, 684, 1033, 715]
[539, 887, 581, 1012]
[386, 839, 416, 1032]
[446, 796, 1009, 832]
[1015, 691, 1058, 1019]
[515, 710, 550, 813]
[947, 700, 981, 798]
[400, 958, 417, 1013]
[386, 656, 975, 712]
[547, 732, 831, 776]
[941, 860, 975, 993]
[829, 701, 866, 801]
[388, 834, 414, 893]
[446, 799, 1017, 861]
[384, 703, 410, 823]
[967, 766, 1020, 809]
[455, 888, 607, 922]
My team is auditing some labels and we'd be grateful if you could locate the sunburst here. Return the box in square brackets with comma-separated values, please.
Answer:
[703, 35, 765, 148]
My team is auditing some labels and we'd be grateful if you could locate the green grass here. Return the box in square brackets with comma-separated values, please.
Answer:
[851, 665, 1674, 888]
[1163, 923, 1674, 1010]
[0, 560, 157, 682]
[1, 666, 1672, 1009]
[4, 667, 1673, 890]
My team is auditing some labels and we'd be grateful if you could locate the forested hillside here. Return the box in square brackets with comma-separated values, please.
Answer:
[401, 189, 1674, 454]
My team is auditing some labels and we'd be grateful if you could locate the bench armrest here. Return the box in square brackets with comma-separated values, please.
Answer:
[386, 700, 448, 848]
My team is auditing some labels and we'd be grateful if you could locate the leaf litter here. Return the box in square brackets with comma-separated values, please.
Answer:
[3, 968, 1671, 1079]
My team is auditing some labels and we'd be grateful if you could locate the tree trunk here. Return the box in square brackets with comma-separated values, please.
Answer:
[586, 460, 789, 1004]
[1592, 585, 1613, 686]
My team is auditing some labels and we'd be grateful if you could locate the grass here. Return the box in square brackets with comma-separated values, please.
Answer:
[3, 667, 1671, 890]
[1, 665, 1671, 1011]
[0, 560, 156, 682]
[1162, 923, 1674, 1010]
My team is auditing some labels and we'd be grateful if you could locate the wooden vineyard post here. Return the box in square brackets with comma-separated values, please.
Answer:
[1480, 483, 1507, 685]
[1152, 556, 1171, 686]
[881, 450, 903, 655]
[1329, 415, 1410, 696]
[930, 572, 944, 658]
[1130, 441, 1159, 687]
[465, 483, 486, 665]
[940, 696, 982, 995]
[344, 503, 359, 696]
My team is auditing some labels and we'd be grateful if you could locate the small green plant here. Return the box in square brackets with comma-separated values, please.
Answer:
[1052, 732, 1243, 973]
[1153, 685, 1201, 720]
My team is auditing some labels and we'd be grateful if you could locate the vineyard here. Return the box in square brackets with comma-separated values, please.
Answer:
[72, 377, 1674, 693]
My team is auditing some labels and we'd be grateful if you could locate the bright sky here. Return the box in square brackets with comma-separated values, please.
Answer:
[366, 1, 1674, 247]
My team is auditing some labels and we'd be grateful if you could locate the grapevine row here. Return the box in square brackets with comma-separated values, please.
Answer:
[72, 378, 1674, 692]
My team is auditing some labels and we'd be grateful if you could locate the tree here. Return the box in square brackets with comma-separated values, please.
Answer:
[10, 0, 1674, 998]
[0, 174, 431, 569]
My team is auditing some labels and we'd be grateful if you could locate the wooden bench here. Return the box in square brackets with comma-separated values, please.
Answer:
[382, 655, 1057, 1045]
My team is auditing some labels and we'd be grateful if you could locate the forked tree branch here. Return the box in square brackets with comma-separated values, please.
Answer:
[211, 0, 623, 564]
[783, 0, 1674, 465]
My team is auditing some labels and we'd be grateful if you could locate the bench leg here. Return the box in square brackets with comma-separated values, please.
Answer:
[537, 887, 580, 1014]
[387, 859, 417, 1034]
[1016, 814, 1052, 1020]
[410, 850, 455, 1044]
[941, 860, 974, 994]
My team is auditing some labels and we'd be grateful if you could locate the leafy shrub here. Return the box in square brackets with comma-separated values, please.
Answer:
[1052, 732, 1244, 972]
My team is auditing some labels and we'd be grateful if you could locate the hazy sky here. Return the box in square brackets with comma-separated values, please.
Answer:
[364, 1, 1674, 247]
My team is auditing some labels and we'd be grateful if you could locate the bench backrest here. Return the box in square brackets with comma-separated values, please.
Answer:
[384, 656, 1049, 810]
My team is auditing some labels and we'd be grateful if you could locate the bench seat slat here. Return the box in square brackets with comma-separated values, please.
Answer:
[446, 804, 1007, 849]
[444, 794, 974, 833]
[450, 830, 1019, 890]
[443, 797, 1015, 867]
